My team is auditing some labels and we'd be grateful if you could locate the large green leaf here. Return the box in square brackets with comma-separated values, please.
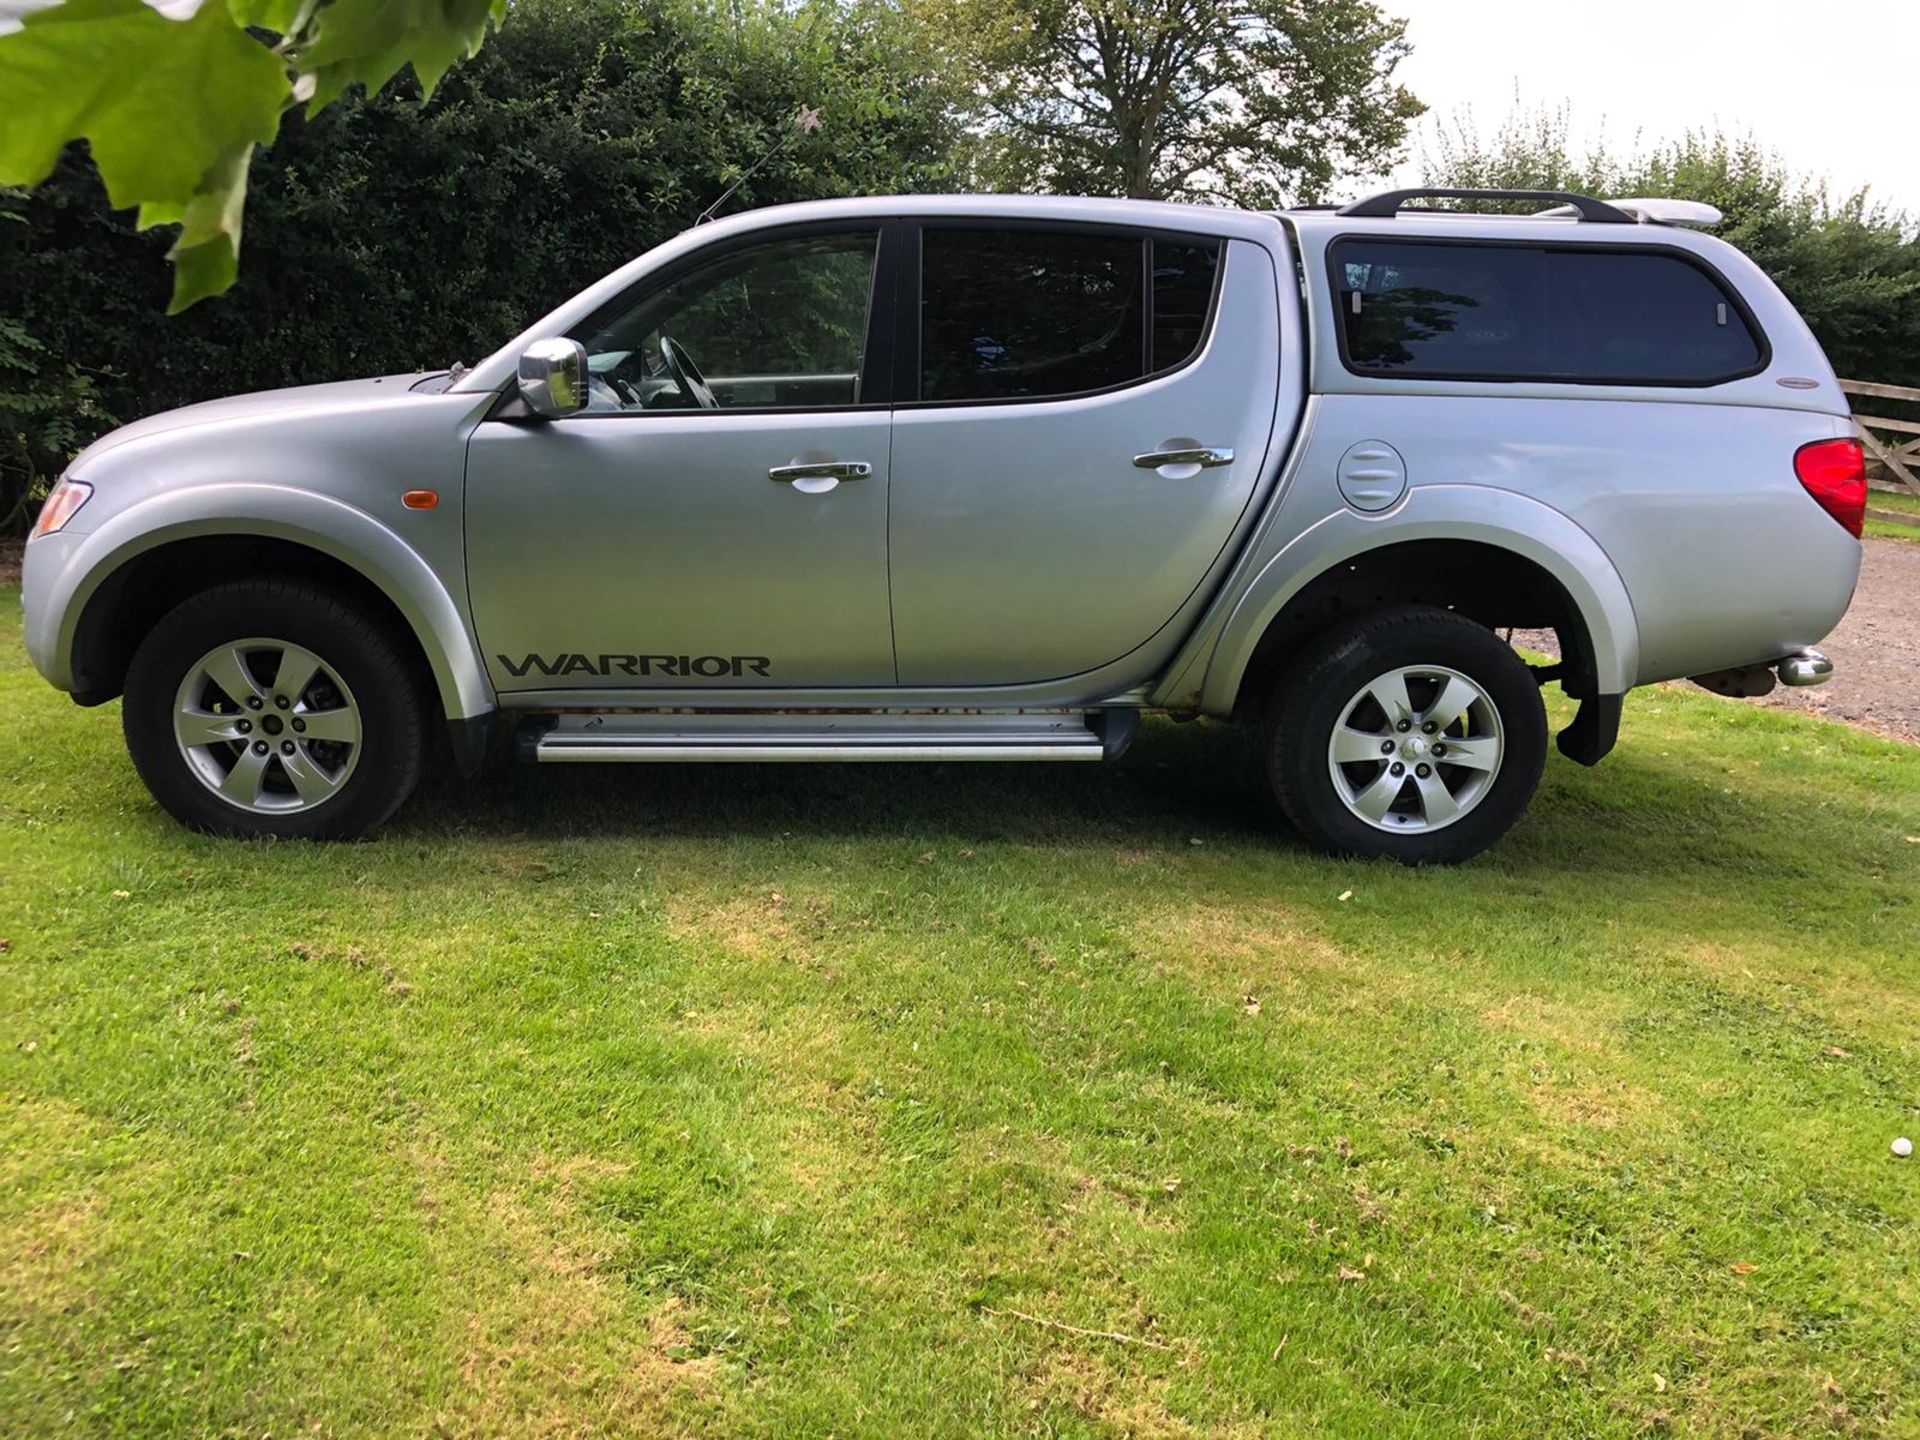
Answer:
[0, 0, 288, 207]
[0, 0, 511, 313]
[149, 141, 256, 315]
[0, 0, 288, 310]
[298, 0, 505, 109]
[225, 0, 309, 30]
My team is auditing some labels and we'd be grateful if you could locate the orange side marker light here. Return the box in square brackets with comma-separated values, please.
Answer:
[403, 489, 440, 511]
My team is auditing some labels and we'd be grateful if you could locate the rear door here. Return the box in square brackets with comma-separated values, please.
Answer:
[887, 222, 1279, 685]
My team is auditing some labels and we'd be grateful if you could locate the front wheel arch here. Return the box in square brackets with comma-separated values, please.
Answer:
[46, 489, 494, 728]
[68, 531, 463, 726]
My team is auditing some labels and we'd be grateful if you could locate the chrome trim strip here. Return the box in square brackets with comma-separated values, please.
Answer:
[535, 740, 1105, 763]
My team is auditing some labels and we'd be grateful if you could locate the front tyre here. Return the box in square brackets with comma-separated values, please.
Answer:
[1265, 606, 1547, 865]
[123, 580, 426, 840]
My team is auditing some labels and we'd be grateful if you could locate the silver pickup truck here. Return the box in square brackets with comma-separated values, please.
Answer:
[21, 187, 1866, 862]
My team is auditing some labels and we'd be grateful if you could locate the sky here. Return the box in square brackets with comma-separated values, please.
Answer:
[1376, 0, 1919, 215]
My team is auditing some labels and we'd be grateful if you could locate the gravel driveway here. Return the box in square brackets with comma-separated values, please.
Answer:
[1756, 535, 1920, 742]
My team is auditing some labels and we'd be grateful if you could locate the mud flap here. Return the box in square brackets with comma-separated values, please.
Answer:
[1093, 706, 1142, 761]
[1556, 694, 1621, 767]
[447, 712, 496, 777]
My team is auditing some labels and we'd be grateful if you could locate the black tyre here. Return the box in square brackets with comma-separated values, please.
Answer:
[1264, 605, 1547, 865]
[122, 580, 426, 840]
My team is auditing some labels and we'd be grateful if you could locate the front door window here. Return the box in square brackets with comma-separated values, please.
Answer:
[578, 230, 881, 412]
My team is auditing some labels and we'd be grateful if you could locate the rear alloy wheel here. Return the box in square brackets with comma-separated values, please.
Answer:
[1266, 606, 1546, 864]
[1325, 663, 1504, 834]
[124, 580, 425, 839]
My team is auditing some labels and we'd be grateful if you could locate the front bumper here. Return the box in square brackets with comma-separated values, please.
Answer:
[20, 529, 84, 692]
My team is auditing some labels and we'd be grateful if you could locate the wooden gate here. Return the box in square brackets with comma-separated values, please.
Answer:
[1841, 379, 1920, 501]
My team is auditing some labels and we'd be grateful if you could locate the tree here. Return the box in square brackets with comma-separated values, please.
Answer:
[919, 0, 1423, 207]
[0, 0, 507, 312]
[1423, 106, 1920, 388]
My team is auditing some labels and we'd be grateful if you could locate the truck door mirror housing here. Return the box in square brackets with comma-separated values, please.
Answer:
[517, 337, 589, 418]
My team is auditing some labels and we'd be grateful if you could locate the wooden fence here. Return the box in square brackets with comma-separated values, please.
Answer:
[1841, 379, 1920, 506]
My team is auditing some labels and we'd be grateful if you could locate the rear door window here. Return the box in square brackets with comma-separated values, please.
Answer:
[918, 228, 1222, 403]
[1331, 239, 1764, 385]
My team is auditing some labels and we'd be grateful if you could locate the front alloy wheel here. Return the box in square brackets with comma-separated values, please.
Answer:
[124, 580, 426, 840]
[173, 639, 364, 814]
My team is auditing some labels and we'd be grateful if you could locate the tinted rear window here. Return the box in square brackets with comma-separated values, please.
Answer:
[919, 229, 1222, 402]
[1331, 240, 1764, 385]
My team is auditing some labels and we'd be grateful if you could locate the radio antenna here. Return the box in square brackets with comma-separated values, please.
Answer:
[695, 105, 823, 226]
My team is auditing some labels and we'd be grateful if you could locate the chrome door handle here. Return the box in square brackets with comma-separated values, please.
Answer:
[768, 460, 872, 482]
[1132, 447, 1234, 470]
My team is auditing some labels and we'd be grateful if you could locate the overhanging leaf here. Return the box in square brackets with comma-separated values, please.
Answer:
[0, 0, 288, 209]
[225, 0, 309, 30]
[0, 0, 512, 309]
[297, 0, 505, 109]
[147, 141, 255, 313]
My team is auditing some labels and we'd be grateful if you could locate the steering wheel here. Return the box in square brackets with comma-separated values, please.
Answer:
[658, 335, 719, 411]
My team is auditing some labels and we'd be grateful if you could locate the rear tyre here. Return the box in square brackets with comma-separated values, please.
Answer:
[123, 580, 426, 840]
[1264, 605, 1546, 865]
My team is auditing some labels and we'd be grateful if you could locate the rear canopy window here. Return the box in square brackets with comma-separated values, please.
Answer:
[1331, 239, 1764, 385]
[1151, 240, 1221, 373]
[919, 229, 1222, 403]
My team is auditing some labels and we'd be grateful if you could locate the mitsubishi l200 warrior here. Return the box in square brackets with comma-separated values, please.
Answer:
[21, 188, 1865, 862]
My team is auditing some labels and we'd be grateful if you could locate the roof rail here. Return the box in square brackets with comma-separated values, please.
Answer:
[1335, 188, 1635, 224]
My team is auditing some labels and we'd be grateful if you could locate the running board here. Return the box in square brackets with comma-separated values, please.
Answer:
[526, 709, 1138, 764]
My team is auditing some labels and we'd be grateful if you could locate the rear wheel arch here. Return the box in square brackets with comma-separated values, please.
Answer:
[1226, 538, 1605, 724]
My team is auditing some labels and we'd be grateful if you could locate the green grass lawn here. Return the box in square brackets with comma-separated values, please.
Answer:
[1864, 484, 1920, 543]
[3, 585, 1917, 1439]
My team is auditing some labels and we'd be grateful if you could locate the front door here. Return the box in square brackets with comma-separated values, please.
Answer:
[465, 225, 898, 693]
[887, 224, 1279, 686]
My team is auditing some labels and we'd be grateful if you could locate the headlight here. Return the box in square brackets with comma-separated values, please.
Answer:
[31, 478, 92, 537]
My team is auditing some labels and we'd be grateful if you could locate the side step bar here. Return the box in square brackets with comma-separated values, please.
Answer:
[526, 709, 1138, 764]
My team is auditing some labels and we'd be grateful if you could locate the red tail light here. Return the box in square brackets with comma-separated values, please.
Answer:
[1794, 438, 1867, 537]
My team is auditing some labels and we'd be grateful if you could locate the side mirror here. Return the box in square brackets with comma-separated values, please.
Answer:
[517, 337, 589, 418]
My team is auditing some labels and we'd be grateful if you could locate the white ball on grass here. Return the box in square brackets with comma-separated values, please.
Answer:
[1894, 1137, 1914, 1159]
